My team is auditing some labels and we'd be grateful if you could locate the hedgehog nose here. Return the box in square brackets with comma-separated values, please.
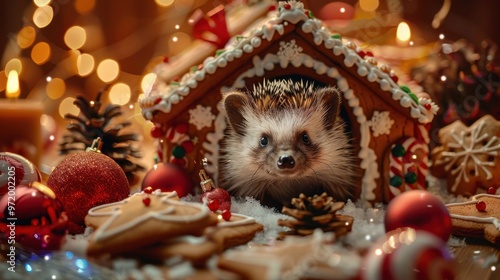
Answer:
[277, 155, 295, 169]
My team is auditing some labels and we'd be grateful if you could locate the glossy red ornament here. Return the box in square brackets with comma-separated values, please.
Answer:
[363, 228, 456, 280]
[142, 163, 194, 198]
[0, 184, 68, 252]
[487, 187, 497, 195]
[0, 152, 42, 196]
[207, 199, 220, 212]
[47, 151, 130, 234]
[221, 209, 232, 221]
[201, 188, 231, 211]
[384, 190, 452, 242]
[476, 200, 486, 212]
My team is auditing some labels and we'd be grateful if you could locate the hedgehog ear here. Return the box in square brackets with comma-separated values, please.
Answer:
[318, 87, 342, 130]
[223, 91, 249, 137]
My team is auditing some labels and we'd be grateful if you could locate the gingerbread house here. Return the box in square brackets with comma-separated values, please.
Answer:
[140, 1, 438, 205]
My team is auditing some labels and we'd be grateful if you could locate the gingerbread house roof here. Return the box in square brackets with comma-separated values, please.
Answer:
[140, 0, 438, 125]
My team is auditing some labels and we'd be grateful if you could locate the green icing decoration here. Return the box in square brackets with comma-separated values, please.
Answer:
[331, 34, 342, 40]
[408, 92, 419, 104]
[400, 85, 411, 93]
[172, 145, 186, 159]
[391, 144, 406, 157]
[216, 49, 225, 56]
[390, 176, 403, 187]
[307, 11, 314, 19]
[404, 172, 418, 184]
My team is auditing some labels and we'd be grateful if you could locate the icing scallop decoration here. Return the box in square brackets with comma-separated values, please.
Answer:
[0, 152, 42, 196]
[363, 227, 456, 280]
[384, 190, 452, 242]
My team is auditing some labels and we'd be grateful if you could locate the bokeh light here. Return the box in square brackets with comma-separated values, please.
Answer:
[108, 83, 131, 105]
[74, 0, 95, 14]
[396, 22, 411, 43]
[17, 26, 36, 49]
[168, 32, 192, 54]
[59, 97, 80, 118]
[64, 26, 87, 50]
[6, 71, 20, 98]
[141, 73, 156, 92]
[33, 5, 54, 28]
[97, 59, 119, 83]
[359, 0, 379, 12]
[33, 0, 51, 7]
[46, 78, 66, 99]
[5, 59, 23, 75]
[31, 42, 51, 65]
[154, 0, 174, 7]
[76, 53, 95, 76]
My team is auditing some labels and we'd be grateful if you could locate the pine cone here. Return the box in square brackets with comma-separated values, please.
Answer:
[59, 90, 145, 183]
[278, 193, 354, 238]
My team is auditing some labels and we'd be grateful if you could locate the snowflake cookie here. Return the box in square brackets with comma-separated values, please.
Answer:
[431, 115, 500, 197]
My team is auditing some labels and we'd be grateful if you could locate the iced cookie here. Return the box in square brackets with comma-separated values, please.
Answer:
[432, 115, 500, 196]
[206, 213, 264, 251]
[446, 194, 500, 244]
[85, 191, 218, 256]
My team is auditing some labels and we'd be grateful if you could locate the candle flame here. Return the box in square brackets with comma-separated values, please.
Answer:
[6, 70, 20, 99]
[396, 22, 411, 43]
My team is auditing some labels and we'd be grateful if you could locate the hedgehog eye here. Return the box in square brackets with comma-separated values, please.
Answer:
[301, 133, 311, 146]
[259, 136, 269, 147]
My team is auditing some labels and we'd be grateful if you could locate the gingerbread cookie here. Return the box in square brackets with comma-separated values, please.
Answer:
[446, 194, 500, 244]
[206, 213, 264, 251]
[85, 191, 218, 256]
[217, 230, 361, 280]
[432, 115, 500, 196]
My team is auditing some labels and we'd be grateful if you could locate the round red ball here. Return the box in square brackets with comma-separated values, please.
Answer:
[201, 187, 231, 211]
[142, 163, 194, 198]
[384, 190, 452, 242]
[0, 185, 68, 252]
[0, 152, 41, 196]
[47, 152, 130, 234]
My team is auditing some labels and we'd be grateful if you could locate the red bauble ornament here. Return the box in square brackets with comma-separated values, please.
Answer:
[142, 163, 194, 198]
[221, 209, 232, 221]
[47, 151, 130, 234]
[201, 188, 231, 211]
[384, 190, 452, 242]
[363, 228, 455, 280]
[0, 183, 68, 252]
[0, 152, 41, 196]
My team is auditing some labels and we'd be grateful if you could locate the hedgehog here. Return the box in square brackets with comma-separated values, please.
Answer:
[219, 79, 357, 209]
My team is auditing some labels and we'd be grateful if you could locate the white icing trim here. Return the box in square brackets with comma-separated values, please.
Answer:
[217, 213, 256, 228]
[446, 194, 500, 230]
[87, 191, 209, 242]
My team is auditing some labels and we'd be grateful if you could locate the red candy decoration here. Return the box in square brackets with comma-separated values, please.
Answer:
[476, 200, 486, 212]
[385, 190, 452, 242]
[424, 103, 432, 110]
[487, 187, 497, 195]
[181, 140, 195, 153]
[143, 186, 154, 194]
[363, 228, 456, 280]
[0, 152, 42, 196]
[199, 160, 231, 211]
[150, 126, 164, 138]
[221, 209, 232, 221]
[284, 3, 291, 9]
[0, 183, 68, 253]
[143, 197, 151, 206]
[154, 97, 162, 105]
[190, 5, 230, 48]
[142, 163, 194, 197]
[47, 140, 130, 234]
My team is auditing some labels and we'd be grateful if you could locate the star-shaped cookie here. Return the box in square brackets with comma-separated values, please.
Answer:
[446, 194, 500, 244]
[85, 191, 218, 256]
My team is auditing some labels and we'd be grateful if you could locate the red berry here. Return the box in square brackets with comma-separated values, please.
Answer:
[268, 4, 277, 11]
[154, 97, 162, 105]
[143, 186, 154, 194]
[221, 209, 232, 221]
[284, 3, 291, 9]
[143, 197, 151, 206]
[487, 187, 497, 195]
[207, 200, 220, 211]
[424, 103, 432, 110]
[150, 126, 164, 138]
[476, 200, 486, 212]
[162, 57, 169, 63]
[391, 75, 399, 83]
[365, 51, 374, 57]
[357, 51, 366, 58]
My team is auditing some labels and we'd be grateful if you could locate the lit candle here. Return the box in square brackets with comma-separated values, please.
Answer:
[396, 22, 411, 46]
[0, 70, 43, 166]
